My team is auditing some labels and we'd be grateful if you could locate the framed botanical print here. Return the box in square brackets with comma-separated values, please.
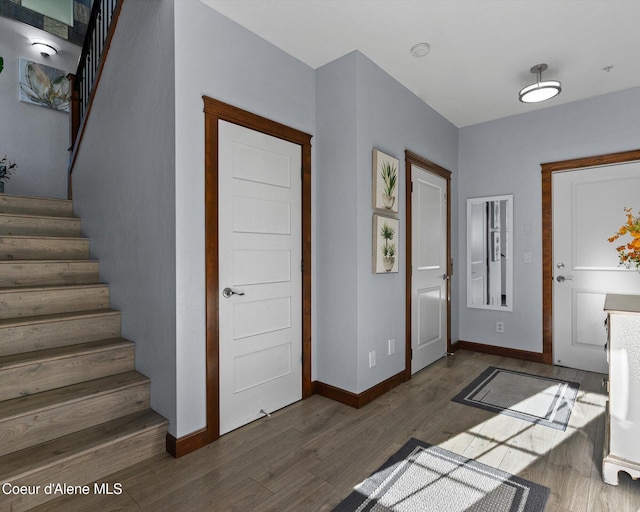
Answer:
[372, 149, 399, 214]
[373, 214, 399, 273]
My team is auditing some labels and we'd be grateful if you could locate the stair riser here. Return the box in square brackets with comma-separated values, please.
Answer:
[0, 237, 89, 260]
[0, 383, 150, 457]
[0, 216, 81, 237]
[0, 313, 121, 357]
[0, 286, 109, 320]
[0, 424, 166, 512]
[0, 261, 99, 287]
[0, 345, 134, 401]
[0, 195, 73, 218]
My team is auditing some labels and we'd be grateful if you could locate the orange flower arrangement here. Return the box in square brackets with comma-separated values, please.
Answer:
[608, 207, 640, 269]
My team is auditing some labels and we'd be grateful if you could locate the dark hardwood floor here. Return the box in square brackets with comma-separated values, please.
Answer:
[33, 350, 640, 511]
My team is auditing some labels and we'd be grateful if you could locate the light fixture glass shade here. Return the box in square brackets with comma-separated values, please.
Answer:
[519, 80, 562, 103]
[32, 42, 58, 56]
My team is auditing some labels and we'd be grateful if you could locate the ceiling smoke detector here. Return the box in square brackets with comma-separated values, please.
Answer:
[410, 43, 430, 58]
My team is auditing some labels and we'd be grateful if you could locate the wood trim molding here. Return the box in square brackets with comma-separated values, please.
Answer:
[455, 340, 546, 364]
[166, 428, 209, 458]
[404, 151, 452, 379]
[201, 96, 313, 456]
[541, 149, 640, 366]
[313, 371, 408, 409]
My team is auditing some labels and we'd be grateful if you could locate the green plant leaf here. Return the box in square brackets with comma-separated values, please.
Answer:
[381, 161, 397, 196]
[380, 222, 395, 241]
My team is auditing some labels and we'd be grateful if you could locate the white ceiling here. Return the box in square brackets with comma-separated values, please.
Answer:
[201, 0, 640, 128]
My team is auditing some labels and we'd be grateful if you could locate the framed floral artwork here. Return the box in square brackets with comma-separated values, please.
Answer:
[372, 149, 399, 214]
[373, 214, 399, 273]
[19, 58, 70, 112]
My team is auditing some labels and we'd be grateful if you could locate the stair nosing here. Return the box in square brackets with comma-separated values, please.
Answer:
[0, 283, 108, 294]
[0, 308, 119, 328]
[0, 410, 167, 480]
[0, 235, 88, 241]
[0, 371, 149, 422]
[0, 194, 71, 204]
[0, 338, 133, 371]
[0, 259, 98, 264]
[0, 212, 81, 222]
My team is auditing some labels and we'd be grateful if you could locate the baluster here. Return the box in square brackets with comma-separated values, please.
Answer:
[70, 0, 122, 151]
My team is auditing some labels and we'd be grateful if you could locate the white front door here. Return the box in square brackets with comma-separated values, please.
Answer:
[553, 161, 640, 373]
[218, 120, 302, 435]
[411, 164, 447, 374]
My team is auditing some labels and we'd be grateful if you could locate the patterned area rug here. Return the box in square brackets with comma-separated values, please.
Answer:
[333, 438, 550, 512]
[452, 366, 579, 430]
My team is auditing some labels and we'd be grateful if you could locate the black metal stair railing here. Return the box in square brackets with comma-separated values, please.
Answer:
[75, 0, 119, 124]
[68, 0, 123, 198]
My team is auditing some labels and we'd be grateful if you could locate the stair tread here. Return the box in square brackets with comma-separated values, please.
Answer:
[0, 371, 148, 421]
[0, 235, 88, 241]
[0, 409, 167, 479]
[0, 338, 133, 370]
[0, 212, 80, 222]
[0, 194, 71, 204]
[0, 308, 119, 328]
[0, 259, 98, 264]
[0, 283, 108, 294]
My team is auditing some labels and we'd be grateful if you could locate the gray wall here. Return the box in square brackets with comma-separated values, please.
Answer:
[71, 0, 177, 433]
[458, 86, 640, 352]
[173, 1, 316, 437]
[316, 51, 458, 394]
[0, 16, 79, 198]
[315, 53, 359, 392]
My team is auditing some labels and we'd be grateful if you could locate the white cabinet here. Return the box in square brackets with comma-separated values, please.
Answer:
[603, 293, 640, 485]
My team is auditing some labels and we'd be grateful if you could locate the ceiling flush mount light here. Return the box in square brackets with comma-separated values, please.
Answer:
[519, 63, 561, 103]
[410, 43, 430, 58]
[32, 42, 58, 57]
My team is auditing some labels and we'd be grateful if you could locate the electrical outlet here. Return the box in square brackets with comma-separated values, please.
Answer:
[388, 339, 395, 355]
[496, 322, 504, 333]
[369, 351, 376, 368]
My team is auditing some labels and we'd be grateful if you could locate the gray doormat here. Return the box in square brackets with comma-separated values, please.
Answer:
[452, 366, 579, 430]
[333, 438, 550, 512]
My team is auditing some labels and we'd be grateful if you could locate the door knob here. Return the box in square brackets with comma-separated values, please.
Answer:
[222, 287, 245, 298]
[556, 275, 573, 283]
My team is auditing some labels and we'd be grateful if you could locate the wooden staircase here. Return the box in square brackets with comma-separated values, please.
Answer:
[0, 194, 168, 512]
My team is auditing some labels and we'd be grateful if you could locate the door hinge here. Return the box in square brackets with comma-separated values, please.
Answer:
[301, 260, 304, 272]
[411, 181, 414, 193]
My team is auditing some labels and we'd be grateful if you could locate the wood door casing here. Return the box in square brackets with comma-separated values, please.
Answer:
[541, 148, 640, 366]
[404, 151, 452, 379]
[166, 97, 312, 456]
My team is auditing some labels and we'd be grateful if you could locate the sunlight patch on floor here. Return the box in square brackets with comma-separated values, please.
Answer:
[440, 387, 606, 477]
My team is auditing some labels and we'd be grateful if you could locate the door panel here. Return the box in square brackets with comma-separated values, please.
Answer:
[218, 120, 302, 435]
[411, 165, 447, 373]
[553, 162, 640, 373]
[418, 287, 443, 346]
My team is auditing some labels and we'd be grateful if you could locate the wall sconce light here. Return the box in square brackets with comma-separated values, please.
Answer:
[32, 42, 58, 57]
[519, 63, 561, 103]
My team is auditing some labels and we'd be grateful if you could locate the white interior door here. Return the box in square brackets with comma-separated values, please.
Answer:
[553, 161, 640, 373]
[411, 164, 448, 374]
[218, 120, 302, 435]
